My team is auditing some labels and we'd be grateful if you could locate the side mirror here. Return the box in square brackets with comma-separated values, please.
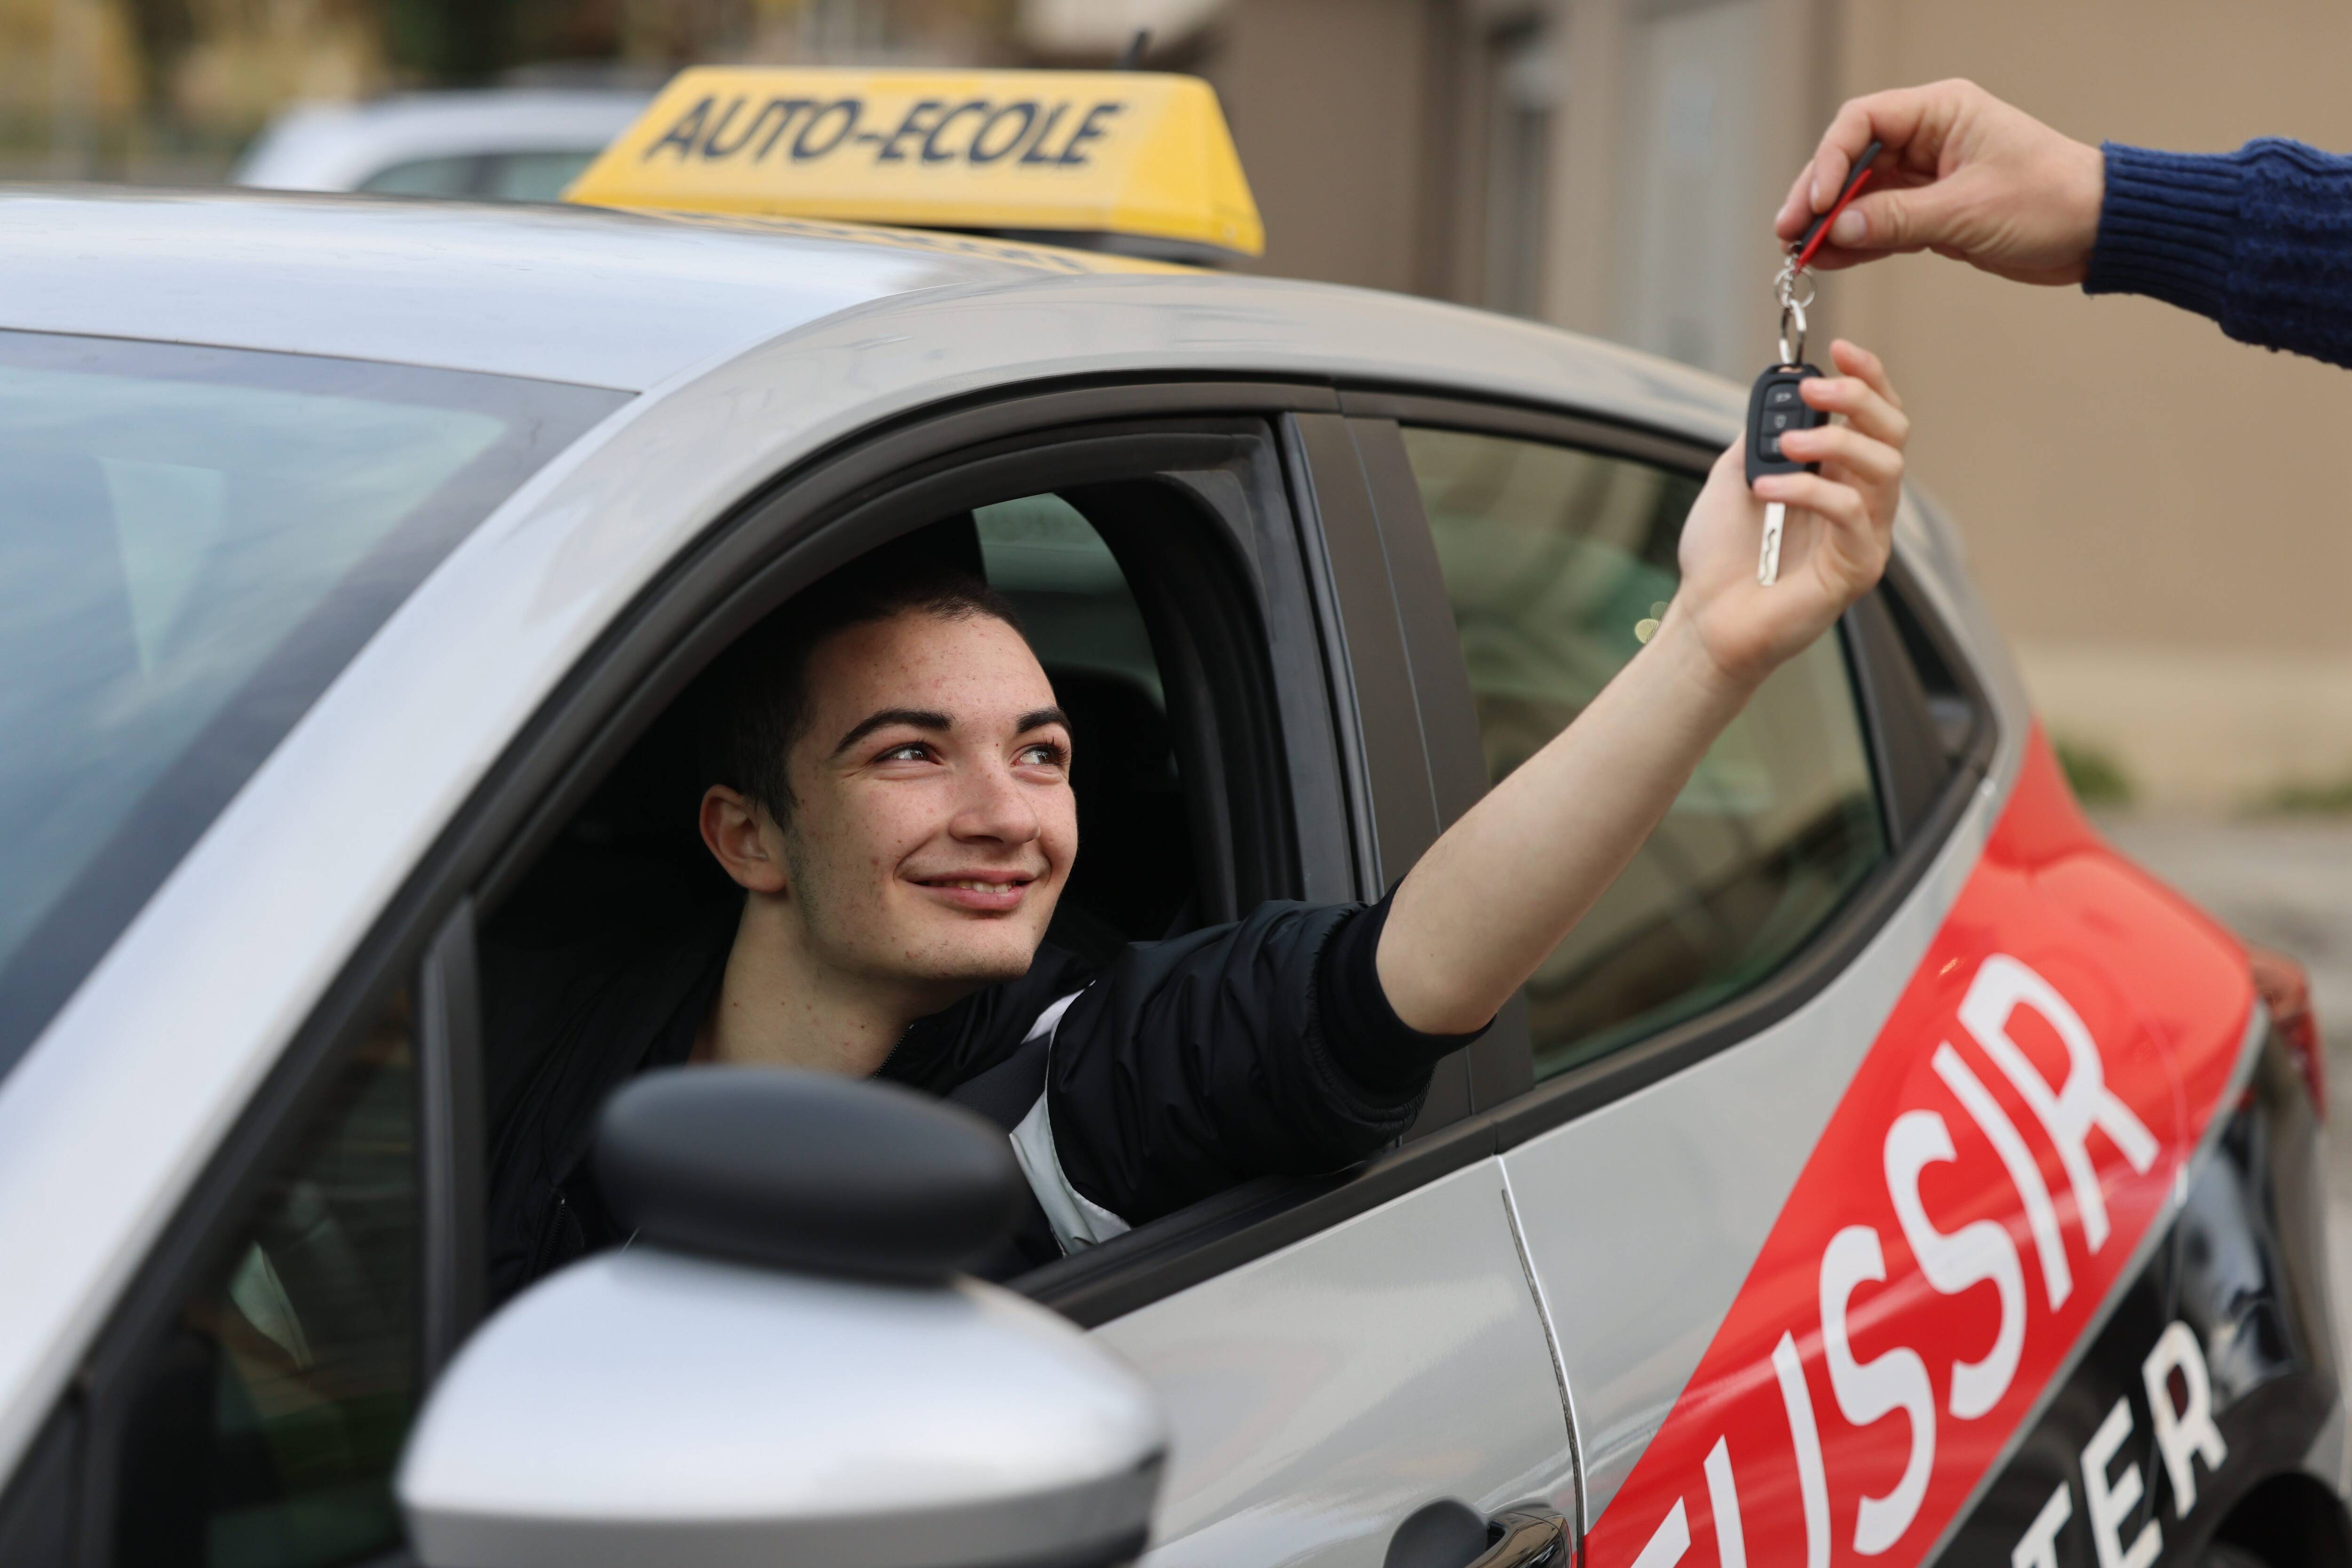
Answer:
[398, 1068, 1167, 1568]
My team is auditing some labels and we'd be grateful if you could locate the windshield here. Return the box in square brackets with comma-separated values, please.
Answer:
[0, 332, 627, 1075]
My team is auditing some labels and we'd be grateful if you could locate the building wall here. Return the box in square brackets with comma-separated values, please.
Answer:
[1203, 0, 1442, 294]
[1206, 0, 2352, 806]
[1829, 0, 2352, 807]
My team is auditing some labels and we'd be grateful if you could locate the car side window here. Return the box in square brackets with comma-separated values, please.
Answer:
[357, 155, 485, 196]
[109, 991, 420, 1568]
[1399, 425, 1887, 1078]
[358, 152, 611, 202]
[482, 151, 602, 201]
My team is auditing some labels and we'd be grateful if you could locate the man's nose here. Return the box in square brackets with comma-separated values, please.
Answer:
[949, 757, 1041, 845]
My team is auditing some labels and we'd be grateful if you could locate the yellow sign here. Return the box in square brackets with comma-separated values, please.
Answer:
[564, 67, 1264, 261]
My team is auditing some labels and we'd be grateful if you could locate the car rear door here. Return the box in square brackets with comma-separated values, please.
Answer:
[1343, 391, 2281, 1568]
[1321, 394, 2001, 1548]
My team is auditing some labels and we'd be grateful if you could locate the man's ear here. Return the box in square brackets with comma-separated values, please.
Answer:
[699, 785, 789, 894]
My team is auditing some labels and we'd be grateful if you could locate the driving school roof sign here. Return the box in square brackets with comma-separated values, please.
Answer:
[564, 66, 1265, 263]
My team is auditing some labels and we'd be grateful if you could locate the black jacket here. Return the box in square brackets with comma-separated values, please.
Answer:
[481, 895, 1480, 1303]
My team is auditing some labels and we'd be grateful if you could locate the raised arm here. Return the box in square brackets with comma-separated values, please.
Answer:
[1376, 340, 1908, 1035]
[1775, 79, 2352, 369]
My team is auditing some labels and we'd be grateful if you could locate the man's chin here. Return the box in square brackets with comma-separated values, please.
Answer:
[904, 923, 1045, 989]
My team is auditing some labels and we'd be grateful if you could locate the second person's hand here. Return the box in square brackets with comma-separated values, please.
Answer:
[1773, 79, 2104, 285]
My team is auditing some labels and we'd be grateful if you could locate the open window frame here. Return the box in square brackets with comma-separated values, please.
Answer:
[451, 393, 1418, 1325]
[1331, 387, 2001, 1154]
[978, 392, 1991, 1327]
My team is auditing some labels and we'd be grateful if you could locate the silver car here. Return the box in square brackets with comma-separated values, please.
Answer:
[0, 186, 2335, 1568]
[232, 88, 650, 200]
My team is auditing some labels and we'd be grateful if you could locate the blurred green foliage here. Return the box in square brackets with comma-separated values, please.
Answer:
[382, 0, 530, 84]
[2258, 774, 2352, 816]
[2054, 736, 2135, 808]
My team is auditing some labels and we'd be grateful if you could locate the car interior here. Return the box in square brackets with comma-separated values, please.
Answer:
[467, 480, 1276, 1302]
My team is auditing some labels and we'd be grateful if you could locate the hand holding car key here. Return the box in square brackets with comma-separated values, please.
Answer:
[1749, 139, 1880, 585]
[1660, 135, 1907, 696]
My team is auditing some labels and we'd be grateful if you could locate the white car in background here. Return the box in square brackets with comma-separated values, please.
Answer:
[232, 88, 649, 201]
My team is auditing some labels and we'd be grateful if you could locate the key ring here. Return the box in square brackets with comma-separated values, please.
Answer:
[1772, 137, 1876, 368]
[1773, 259, 1815, 366]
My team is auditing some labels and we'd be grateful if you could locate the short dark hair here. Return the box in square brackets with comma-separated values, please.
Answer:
[699, 544, 1025, 826]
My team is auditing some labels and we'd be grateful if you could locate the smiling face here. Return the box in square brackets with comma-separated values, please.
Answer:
[732, 607, 1076, 1003]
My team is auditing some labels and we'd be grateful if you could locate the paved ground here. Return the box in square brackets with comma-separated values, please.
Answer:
[2098, 814, 2352, 1361]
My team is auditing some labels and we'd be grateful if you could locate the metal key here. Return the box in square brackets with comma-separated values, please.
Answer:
[1759, 288, 1825, 583]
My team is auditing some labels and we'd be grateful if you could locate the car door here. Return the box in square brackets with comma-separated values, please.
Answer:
[1327, 395, 2007, 1555]
[1353, 396, 2284, 1568]
[463, 386, 1571, 1567]
[451, 383, 1574, 1568]
[1031, 407, 1575, 1567]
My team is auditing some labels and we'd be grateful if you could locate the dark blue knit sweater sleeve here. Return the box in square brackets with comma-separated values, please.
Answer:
[2087, 139, 2352, 369]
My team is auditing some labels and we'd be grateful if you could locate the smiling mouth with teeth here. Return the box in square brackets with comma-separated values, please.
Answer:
[918, 874, 1037, 893]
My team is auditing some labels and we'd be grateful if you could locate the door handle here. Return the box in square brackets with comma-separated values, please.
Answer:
[1469, 1507, 1572, 1568]
[1387, 1500, 1571, 1568]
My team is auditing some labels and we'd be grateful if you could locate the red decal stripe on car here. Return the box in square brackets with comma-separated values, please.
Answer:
[1588, 728, 2254, 1568]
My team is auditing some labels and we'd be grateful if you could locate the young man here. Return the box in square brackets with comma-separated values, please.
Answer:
[485, 340, 1909, 1296]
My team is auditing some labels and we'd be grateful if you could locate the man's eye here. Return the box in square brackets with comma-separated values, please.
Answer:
[1017, 743, 1066, 768]
[876, 742, 932, 763]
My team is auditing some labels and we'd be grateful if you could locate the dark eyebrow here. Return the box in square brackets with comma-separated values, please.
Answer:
[832, 707, 953, 757]
[1017, 707, 1072, 736]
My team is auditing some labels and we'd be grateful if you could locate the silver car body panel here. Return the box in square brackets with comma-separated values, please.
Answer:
[0, 193, 2016, 1516]
[232, 88, 652, 193]
[0, 190, 1063, 390]
[1501, 488, 2033, 1525]
[1501, 760, 2013, 1523]
[1093, 1160, 1573, 1565]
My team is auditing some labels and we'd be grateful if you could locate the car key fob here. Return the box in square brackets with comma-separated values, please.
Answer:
[1746, 363, 1828, 484]
[1747, 364, 1828, 586]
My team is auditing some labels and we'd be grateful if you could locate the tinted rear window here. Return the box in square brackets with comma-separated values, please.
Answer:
[0, 331, 626, 1075]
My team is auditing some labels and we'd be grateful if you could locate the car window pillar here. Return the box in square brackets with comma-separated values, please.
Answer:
[1344, 414, 1537, 1109]
[1284, 410, 1501, 1127]
[417, 898, 485, 1378]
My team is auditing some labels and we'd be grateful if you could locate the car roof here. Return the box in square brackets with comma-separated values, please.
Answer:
[231, 88, 652, 191]
[0, 186, 1746, 432]
[0, 186, 1161, 391]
